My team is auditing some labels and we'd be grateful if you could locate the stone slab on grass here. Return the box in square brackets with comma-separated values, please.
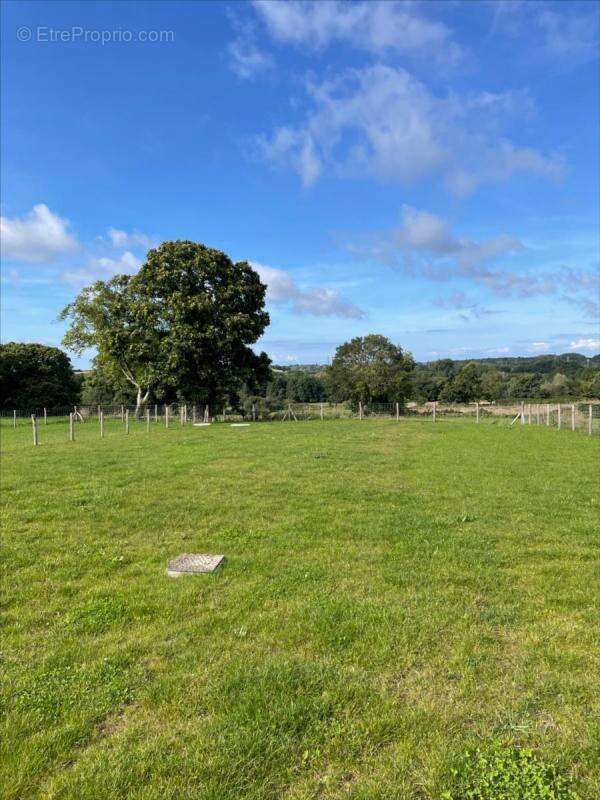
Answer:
[167, 553, 226, 577]
[231, 423, 250, 427]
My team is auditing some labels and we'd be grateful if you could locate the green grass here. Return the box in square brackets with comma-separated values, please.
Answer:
[1, 418, 598, 799]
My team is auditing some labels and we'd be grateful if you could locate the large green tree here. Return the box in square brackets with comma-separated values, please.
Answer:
[326, 335, 414, 404]
[61, 241, 270, 414]
[0, 342, 80, 410]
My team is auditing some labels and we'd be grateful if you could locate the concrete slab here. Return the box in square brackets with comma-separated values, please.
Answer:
[167, 553, 226, 577]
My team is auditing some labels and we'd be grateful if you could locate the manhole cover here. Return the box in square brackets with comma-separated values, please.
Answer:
[167, 553, 226, 577]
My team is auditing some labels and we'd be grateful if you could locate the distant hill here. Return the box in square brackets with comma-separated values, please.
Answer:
[275, 353, 600, 376]
[443, 353, 600, 376]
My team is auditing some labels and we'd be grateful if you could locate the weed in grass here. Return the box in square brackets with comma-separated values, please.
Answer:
[442, 745, 581, 800]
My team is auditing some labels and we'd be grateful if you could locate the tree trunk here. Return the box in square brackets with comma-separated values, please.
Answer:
[135, 386, 144, 419]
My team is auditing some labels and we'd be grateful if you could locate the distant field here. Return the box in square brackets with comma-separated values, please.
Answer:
[1, 419, 598, 799]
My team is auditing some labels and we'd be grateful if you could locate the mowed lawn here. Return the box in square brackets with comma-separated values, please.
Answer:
[1, 418, 598, 800]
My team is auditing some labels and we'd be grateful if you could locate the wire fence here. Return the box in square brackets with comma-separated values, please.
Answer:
[2, 399, 599, 448]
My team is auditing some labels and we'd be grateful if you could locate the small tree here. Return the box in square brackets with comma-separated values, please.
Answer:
[439, 362, 483, 404]
[326, 335, 414, 404]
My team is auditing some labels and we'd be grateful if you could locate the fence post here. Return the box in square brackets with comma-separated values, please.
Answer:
[154, 404, 158, 423]
[121, 404, 124, 422]
[546, 403, 550, 426]
[589, 404, 593, 436]
[320, 403, 324, 421]
[100, 410, 104, 438]
[146, 408, 150, 432]
[396, 402, 399, 421]
[222, 406, 226, 423]
[97, 405, 101, 420]
[557, 404, 561, 430]
[433, 401, 436, 423]
[43, 407, 47, 425]
[69, 412, 74, 441]
[536, 404, 540, 425]
[520, 402, 524, 425]
[528, 404, 531, 425]
[358, 401, 363, 420]
[13, 410, 16, 428]
[31, 414, 38, 446]
[165, 405, 169, 428]
[571, 404, 575, 432]
[476, 402, 480, 424]
[252, 403, 256, 422]
[125, 408, 129, 434]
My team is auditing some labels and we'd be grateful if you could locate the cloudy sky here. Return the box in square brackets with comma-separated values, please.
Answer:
[1, 0, 599, 367]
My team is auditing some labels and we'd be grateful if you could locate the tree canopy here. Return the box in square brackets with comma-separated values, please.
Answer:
[0, 342, 80, 410]
[60, 241, 271, 412]
[326, 335, 414, 404]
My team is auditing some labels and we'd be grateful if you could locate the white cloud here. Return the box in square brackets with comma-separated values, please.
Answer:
[569, 338, 600, 352]
[258, 65, 562, 192]
[252, 262, 365, 319]
[252, 0, 463, 64]
[489, 2, 599, 66]
[538, 8, 599, 61]
[355, 205, 524, 277]
[62, 251, 140, 288]
[345, 206, 598, 314]
[1, 204, 79, 263]
[228, 34, 273, 79]
[106, 228, 154, 250]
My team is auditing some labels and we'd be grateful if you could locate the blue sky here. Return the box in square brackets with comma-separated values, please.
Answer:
[1, 0, 599, 368]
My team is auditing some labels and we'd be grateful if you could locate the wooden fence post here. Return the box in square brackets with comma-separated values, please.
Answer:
[528, 404, 531, 425]
[125, 408, 129, 434]
[536, 404, 540, 425]
[320, 403, 324, 421]
[476, 402, 480, 424]
[520, 402, 524, 425]
[589, 404, 593, 436]
[358, 401, 363, 420]
[146, 408, 150, 432]
[557, 404, 561, 430]
[31, 414, 38, 446]
[100, 410, 104, 438]
[13, 410, 16, 428]
[154, 404, 158, 423]
[165, 405, 169, 428]
[546, 403, 550, 426]
[571, 404, 575, 432]
[433, 401, 436, 423]
[69, 412, 74, 441]
[396, 402, 399, 421]
[43, 407, 47, 425]
[252, 403, 256, 422]
[121, 404, 124, 422]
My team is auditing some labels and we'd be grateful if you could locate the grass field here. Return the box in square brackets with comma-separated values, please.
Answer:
[1, 418, 598, 799]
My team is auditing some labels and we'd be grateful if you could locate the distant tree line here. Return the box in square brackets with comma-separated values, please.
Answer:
[3, 337, 598, 412]
[1, 239, 598, 410]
